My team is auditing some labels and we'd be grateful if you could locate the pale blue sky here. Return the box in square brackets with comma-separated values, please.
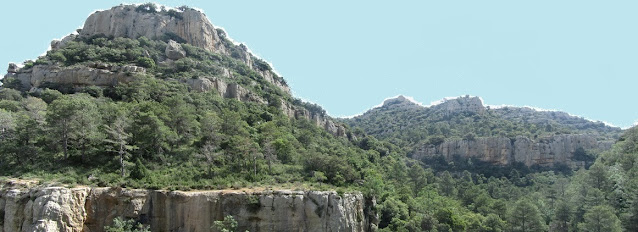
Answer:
[2, 1, 637, 128]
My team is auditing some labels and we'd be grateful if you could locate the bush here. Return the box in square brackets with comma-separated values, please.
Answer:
[136, 57, 156, 69]
[40, 89, 63, 104]
[105, 217, 150, 232]
[0, 89, 23, 101]
[213, 215, 239, 232]
[135, 3, 157, 13]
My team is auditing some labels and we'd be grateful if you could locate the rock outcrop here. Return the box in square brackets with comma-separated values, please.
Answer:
[80, 5, 226, 54]
[164, 40, 186, 60]
[432, 95, 486, 115]
[5, 63, 144, 91]
[280, 100, 347, 137]
[0, 185, 374, 232]
[414, 134, 613, 167]
[381, 95, 421, 109]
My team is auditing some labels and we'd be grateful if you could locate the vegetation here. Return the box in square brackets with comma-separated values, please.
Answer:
[104, 217, 150, 232]
[343, 98, 620, 151]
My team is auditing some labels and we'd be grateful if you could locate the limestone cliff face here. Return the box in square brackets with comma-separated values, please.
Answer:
[0, 185, 374, 232]
[280, 100, 346, 137]
[432, 95, 486, 115]
[81, 5, 226, 54]
[414, 134, 613, 167]
[5, 63, 145, 91]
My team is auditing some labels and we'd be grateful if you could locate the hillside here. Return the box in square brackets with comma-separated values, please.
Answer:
[344, 95, 621, 169]
[0, 4, 372, 190]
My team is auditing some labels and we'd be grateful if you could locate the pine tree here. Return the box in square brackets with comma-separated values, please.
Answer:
[508, 198, 547, 232]
[577, 205, 622, 232]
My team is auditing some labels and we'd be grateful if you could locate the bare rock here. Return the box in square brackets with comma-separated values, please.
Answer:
[0, 186, 373, 232]
[7, 64, 144, 90]
[50, 34, 77, 50]
[165, 40, 186, 60]
[434, 95, 485, 115]
[7, 63, 18, 73]
[80, 5, 226, 53]
[414, 134, 613, 167]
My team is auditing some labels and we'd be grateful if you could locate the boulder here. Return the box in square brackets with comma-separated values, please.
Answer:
[7, 63, 18, 73]
[165, 40, 186, 60]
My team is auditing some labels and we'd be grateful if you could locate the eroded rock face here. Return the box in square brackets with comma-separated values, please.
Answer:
[414, 134, 613, 167]
[279, 100, 347, 137]
[165, 40, 186, 60]
[4, 64, 143, 91]
[80, 5, 225, 53]
[0, 187, 89, 232]
[433, 95, 486, 115]
[0, 186, 373, 232]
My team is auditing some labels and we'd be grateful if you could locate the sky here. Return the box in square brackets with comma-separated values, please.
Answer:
[1, 1, 637, 128]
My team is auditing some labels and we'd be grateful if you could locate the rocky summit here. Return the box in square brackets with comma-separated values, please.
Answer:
[81, 5, 225, 53]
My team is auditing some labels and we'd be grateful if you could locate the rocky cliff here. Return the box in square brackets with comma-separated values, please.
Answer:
[432, 95, 486, 115]
[414, 134, 613, 167]
[0, 183, 375, 232]
[6, 63, 145, 91]
[81, 5, 225, 53]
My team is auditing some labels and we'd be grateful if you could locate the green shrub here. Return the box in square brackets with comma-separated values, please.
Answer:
[105, 217, 150, 232]
[136, 57, 156, 69]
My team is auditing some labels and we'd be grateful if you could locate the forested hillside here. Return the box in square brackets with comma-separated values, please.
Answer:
[0, 3, 636, 232]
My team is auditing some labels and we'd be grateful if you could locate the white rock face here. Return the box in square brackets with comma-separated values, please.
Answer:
[80, 5, 225, 53]
[5, 64, 143, 90]
[433, 96, 486, 115]
[414, 134, 613, 167]
[0, 186, 373, 232]
[165, 40, 186, 60]
[0, 187, 89, 232]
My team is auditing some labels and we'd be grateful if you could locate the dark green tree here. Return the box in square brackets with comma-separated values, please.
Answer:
[577, 205, 621, 232]
[507, 198, 547, 232]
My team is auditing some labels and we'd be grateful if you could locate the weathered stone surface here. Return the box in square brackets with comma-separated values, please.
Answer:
[7, 63, 18, 73]
[414, 134, 613, 167]
[278, 100, 346, 137]
[433, 95, 486, 115]
[0, 185, 373, 232]
[418, 137, 513, 165]
[80, 5, 225, 53]
[5, 64, 143, 91]
[512, 134, 602, 166]
[184, 77, 214, 92]
[0, 187, 89, 232]
[165, 40, 186, 60]
[50, 34, 77, 51]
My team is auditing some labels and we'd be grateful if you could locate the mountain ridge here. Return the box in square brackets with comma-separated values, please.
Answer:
[345, 94, 622, 130]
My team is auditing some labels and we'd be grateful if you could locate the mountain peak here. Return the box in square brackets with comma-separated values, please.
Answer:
[80, 4, 224, 53]
[382, 95, 422, 108]
[432, 95, 486, 114]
